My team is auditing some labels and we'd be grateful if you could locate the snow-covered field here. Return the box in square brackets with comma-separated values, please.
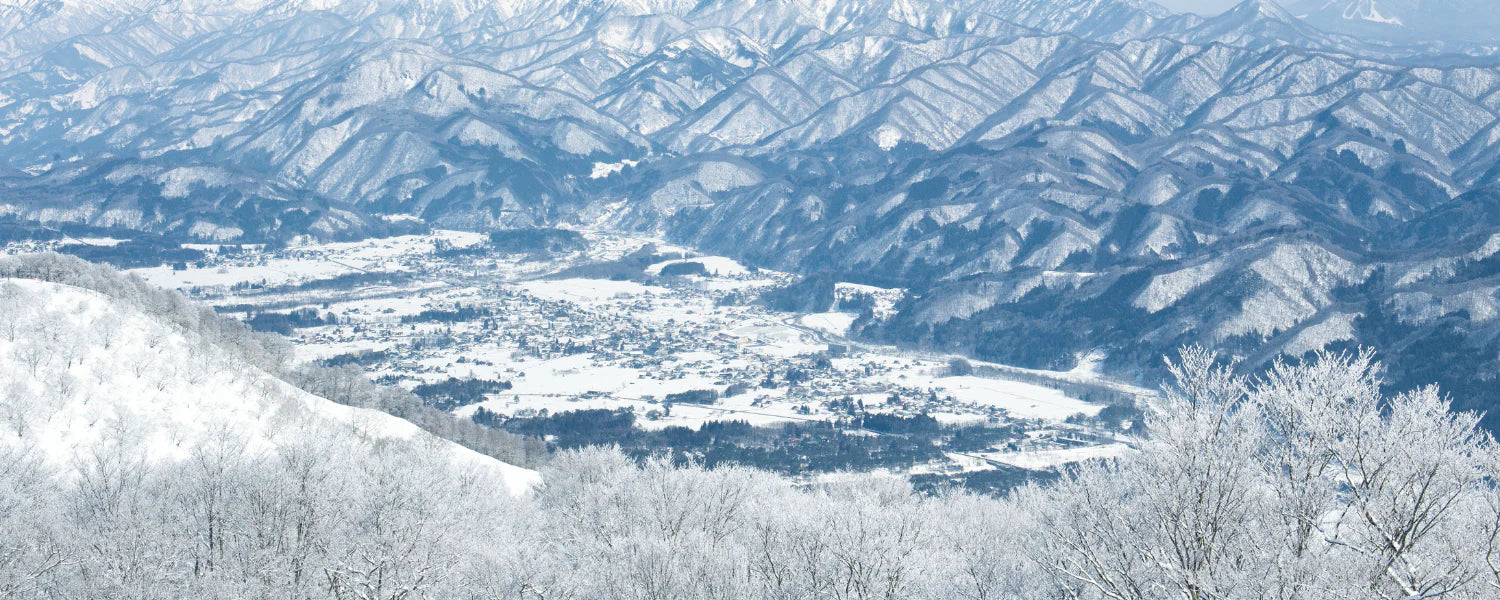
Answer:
[799, 312, 857, 336]
[920, 376, 1104, 421]
[986, 443, 1132, 470]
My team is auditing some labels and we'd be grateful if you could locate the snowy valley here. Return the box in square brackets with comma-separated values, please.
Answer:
[100, 229, 1144, 488]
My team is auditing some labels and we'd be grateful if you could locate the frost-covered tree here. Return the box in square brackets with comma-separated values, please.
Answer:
[1027, 348, 1499, 600]
[67, 420, 175, 600]
[0, 447, 68, 600]
[1027, 347, 1269, 599]
[323, 439, 504, 600]
[171, 428, 251, 580]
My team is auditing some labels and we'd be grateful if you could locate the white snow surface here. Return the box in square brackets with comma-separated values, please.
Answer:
[896, 373, 1105, 421]
[799, 312, 857, 336]
[590, 158, 641, 179]
[988, 442, 1132, 469]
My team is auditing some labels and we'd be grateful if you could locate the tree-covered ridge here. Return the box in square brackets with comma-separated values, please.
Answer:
[0, 252, 545, 468]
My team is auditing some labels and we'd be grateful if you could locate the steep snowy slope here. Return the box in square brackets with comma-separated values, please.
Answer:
[0, 275, 539, 494]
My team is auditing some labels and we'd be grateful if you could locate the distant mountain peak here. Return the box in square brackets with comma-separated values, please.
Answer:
[1224, 0, 1297, 21]
[1183, 0, 1350, 51]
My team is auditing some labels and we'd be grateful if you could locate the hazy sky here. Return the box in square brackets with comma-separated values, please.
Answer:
[1153, 0, 1242, 15]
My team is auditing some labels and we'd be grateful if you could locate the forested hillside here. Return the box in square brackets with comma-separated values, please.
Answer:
[0, 253, 548, 469]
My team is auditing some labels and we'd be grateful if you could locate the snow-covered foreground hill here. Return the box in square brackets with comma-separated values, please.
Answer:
[0, 277, 538, 494]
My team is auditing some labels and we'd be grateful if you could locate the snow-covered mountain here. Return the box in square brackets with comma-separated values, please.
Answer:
[0, 256, 539, 494]
[1286, 0, 1500, 44]
[5, 0, 1500, 422]
[0, 0, 1427, 240]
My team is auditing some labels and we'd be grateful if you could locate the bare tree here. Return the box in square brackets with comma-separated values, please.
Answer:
[0, 447, 69, 599]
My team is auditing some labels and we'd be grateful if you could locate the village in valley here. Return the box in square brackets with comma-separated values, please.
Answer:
[13, 228, 1148, 491]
